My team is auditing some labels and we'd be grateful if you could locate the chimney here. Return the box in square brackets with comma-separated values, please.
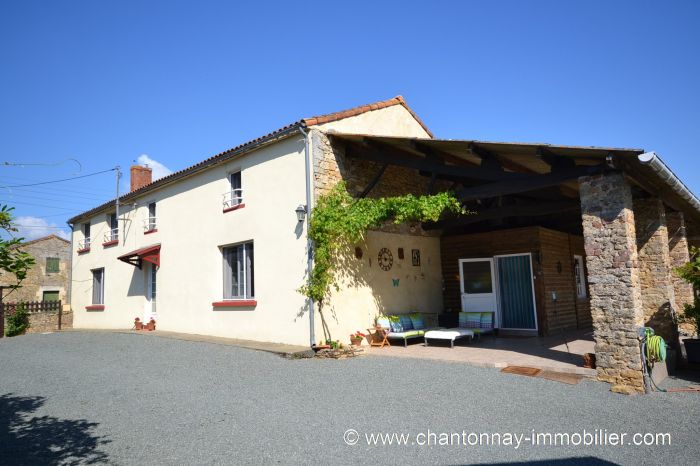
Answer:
[130, 165, 153, 192]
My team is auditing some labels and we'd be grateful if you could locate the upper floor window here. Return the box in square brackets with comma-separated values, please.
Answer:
[79, 222, 91, 250]
[46, 257, 60, 274]
[145, 202, 157, 232]
[106, 213, 118, 242]
[223, 242, 254, 300]
[223, 171, 243, 211]
[573, 255, 587, 299]
[92, 268, 105, 305]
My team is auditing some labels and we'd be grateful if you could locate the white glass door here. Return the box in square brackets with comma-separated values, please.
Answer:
[458, 258, 497, 314]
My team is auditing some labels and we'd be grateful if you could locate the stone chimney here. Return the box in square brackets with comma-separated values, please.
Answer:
[130, 165, 152, 192]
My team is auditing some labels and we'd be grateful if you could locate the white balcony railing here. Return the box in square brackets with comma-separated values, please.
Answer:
[143, 216, 157, 232]
[222, 189, 243, 210]
[78, 238, 91, 250]
[104, 228, 119, 243]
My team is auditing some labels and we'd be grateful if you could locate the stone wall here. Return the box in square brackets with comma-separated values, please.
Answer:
[633, 198, 677, 343]
[667, 210, 695, 334]
[579, 172, 645, 394]
[0, 235, 71, 303]
[311, 130, 450, 237]
[26, 309, 73, 333]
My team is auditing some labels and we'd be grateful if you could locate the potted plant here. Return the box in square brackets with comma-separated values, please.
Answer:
[134, 317, 143, 330]
[350, 331, 365, 346]
[146, 318, 156, 331]
[675, 246, 700, 363]
[682, 302, 700, 363]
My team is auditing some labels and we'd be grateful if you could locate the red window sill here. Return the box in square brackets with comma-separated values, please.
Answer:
[223, 203, 245, 214]
[77, 247, 91, 254]
[144, 229, 158, 235]
[85, 305, 105, 311]
[102, 240, 118, 248]
[212, 300, 257, 308]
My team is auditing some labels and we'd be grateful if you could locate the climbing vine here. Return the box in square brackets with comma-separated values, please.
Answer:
[298, 182, 468, 341]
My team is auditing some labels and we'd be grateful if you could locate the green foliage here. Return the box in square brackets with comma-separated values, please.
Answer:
[5, 303, 30, 337]
[682, 301, 700, 335]
[675, 246, 700, 334]
[299, 182, 468, 305]
[0, 205, 36, 288]
[675, 246, 700, 288]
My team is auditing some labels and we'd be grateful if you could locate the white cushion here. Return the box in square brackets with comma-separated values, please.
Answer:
[424, 328, 474, 340]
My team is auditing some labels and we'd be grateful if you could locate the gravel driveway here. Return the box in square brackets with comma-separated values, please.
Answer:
[1, 331, 698, 465]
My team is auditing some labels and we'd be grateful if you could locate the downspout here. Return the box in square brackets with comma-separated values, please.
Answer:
[66, 221, 74, 321]
[638, 152, 700, 212]
[299, 125, 315, 347]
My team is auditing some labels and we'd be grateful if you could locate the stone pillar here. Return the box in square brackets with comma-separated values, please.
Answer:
[579, 172, 645, 394]
[667, 210, 695, 333]
[633, 198, 677, 344]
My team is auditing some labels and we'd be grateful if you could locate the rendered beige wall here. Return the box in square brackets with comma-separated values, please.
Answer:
[72, 135, 312, 346]
[316, 105, 432, 138]
[318, 231, 443, 344]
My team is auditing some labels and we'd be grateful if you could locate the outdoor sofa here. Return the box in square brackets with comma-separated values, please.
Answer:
[375, 313, 440, 347]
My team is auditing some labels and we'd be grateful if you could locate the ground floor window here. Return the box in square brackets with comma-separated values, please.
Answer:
[223, 242, 254, 299]
[42, 290, 59, 302]
[573, 255, 586, 298]
[92, 268, 104, 304]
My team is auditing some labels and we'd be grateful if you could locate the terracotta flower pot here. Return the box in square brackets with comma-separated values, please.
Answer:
[351, 338, 363, 347]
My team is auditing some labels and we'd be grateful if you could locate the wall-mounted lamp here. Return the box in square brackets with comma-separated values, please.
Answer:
[295, 205, 307, 223]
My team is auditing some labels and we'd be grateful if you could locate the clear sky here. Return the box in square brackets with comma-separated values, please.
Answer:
[1, 1, 698, 240]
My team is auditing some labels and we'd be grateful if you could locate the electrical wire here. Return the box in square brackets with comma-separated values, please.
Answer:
[0, 167, 116, 188]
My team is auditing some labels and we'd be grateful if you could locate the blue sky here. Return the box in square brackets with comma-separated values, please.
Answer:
[1, 1, 698, 240]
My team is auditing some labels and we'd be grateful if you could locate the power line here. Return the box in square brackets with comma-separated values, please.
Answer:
[0, 167, 116, 188]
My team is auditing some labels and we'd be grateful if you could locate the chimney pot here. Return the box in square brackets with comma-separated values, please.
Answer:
[130, 165, 153, 192]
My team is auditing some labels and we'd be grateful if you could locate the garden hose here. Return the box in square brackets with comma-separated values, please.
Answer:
[645, 328, 666, 363]
[641, 328, 667, 393]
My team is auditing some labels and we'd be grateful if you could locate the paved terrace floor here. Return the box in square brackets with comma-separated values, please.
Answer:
[366, 330, 597, 375]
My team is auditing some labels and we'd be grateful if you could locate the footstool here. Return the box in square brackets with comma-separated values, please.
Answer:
[424, 328, 474, 348]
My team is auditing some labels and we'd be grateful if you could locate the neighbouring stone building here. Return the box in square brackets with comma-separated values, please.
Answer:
[1, 234, 71, 304]
[65, 96, 699, 395]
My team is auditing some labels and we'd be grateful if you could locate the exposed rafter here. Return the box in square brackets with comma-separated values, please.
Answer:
[424, 200, 579, 230]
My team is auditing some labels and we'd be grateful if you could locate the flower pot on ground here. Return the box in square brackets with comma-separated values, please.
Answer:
[680, 301, 700, 363]
[134, 317, 143, 330]
[350, 331, 366, 347]
[146, 318, 156, 331]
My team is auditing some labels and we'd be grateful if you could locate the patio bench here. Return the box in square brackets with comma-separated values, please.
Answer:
[458, 311, 495, 337]
[375, 313, 440, 347]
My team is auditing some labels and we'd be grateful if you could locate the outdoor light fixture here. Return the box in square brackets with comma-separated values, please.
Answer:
[295, 205, 307, 222]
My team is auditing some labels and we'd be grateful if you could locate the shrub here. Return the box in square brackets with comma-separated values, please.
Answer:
[6, 304, 30, 337]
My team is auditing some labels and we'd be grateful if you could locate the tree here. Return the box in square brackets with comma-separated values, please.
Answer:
[0, 205, 36, 297]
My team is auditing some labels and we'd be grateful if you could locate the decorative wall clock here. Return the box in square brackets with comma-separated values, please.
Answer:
[377, 248, 393, 271]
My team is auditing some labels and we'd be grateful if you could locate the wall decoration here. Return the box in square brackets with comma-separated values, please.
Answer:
[392, 278, 400, 287]
[397, 248, 404, 260]
[378, 248, 393, 271]
[412, 249, 421, 266]
[354, 247, 363, 259]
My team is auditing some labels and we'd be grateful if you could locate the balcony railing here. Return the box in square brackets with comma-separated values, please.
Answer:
[78, 238, 91, 250]
[222, 189, 243, 210]
[143, 216, 157, 232]
[104, 228, 119, 243]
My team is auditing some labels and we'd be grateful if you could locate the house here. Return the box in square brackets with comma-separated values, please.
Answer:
[68, 96, 699, 394]
[0, 234, 71, 304]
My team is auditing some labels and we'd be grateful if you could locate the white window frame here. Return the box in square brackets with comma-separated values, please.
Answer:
[573, 255, 587, 299]
[222, 241, 254, 300]
[223, 170, 243, 209]
[91, 268, 105, 305]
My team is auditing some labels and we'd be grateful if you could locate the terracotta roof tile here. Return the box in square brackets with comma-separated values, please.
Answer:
[67, 96, 432, 224]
